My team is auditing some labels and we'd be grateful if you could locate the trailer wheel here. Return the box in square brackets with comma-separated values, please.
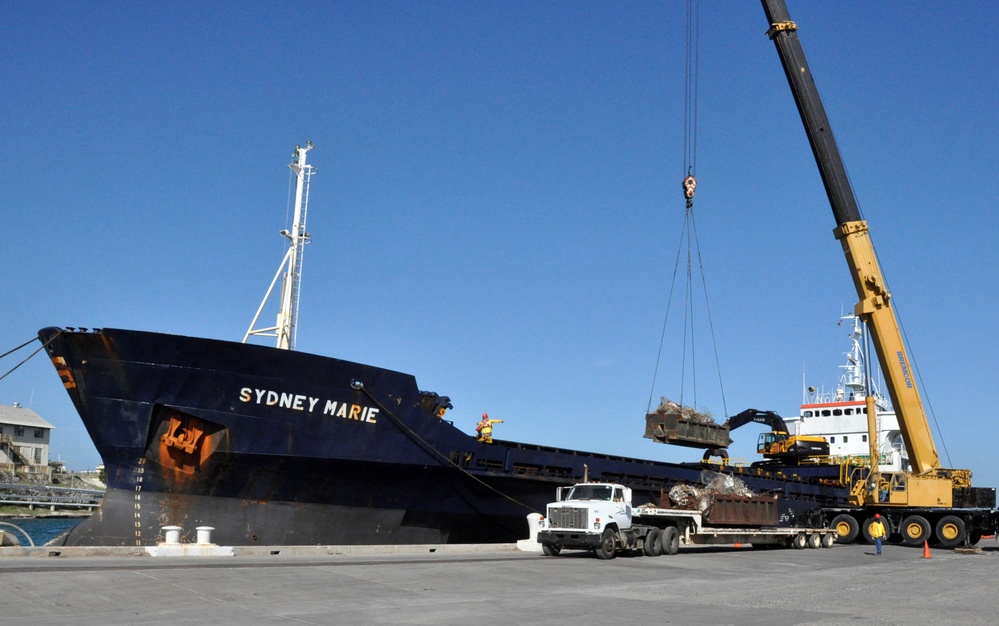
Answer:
[900, 515, 931, 546]
[820, 533, 835, 548]
[662, 526, 680, 556]
[830, 514, 859, 543]
[643, 527, 663, 556]
[807, 533, 821, 549]
[792, 533, 807, 549]
[595, 528, 617, 560]
[935, 515, 966, 548]
[542, 543, 561, 557]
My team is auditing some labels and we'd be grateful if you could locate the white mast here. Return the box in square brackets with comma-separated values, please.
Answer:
[243, 141, 316, 350]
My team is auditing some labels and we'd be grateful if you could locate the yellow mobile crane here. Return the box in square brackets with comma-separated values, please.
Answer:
[761, 0, 995, 546]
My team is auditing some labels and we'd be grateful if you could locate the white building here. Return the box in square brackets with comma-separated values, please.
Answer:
[0, 403, 55, 480]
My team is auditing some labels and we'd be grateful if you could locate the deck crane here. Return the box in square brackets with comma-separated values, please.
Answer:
[760, 0, 994, 546]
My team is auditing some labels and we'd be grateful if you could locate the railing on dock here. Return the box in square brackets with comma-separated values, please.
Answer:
[0, 482, 104, 511]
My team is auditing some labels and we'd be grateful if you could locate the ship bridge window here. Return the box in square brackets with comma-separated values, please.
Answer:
[862, 435, 868, 442]
[830, 436, 836, 443]
[843, 436, 849, 443]
[833, 409, 843, 416]
[821, 410, 831, 417]
[844, 409, 853, 415]
[803, 411, 813, 418]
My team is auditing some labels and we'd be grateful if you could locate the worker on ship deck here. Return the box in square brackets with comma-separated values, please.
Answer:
[476, 413, 504, 443]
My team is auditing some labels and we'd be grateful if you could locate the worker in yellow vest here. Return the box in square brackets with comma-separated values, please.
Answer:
[476, 413, 504, 443]
[870, 513, 887, 556]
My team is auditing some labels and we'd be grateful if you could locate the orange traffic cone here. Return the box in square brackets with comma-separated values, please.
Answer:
[922, 540, 931, 559]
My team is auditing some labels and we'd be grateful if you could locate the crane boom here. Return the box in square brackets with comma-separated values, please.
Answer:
[759, 0, 954, 479]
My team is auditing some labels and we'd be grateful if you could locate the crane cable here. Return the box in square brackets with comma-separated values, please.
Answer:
[681, 0, 699, 206]
[648, 0, 728, 420]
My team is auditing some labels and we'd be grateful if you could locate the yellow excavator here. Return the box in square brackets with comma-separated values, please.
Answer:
[724, 409, 828, 463]
[762, 0, 995, 546]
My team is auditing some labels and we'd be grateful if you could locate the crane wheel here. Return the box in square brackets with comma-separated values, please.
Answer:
[830, 514, 859, 543]
[934, 515, 966, 548]
[900, 515, 931, 546]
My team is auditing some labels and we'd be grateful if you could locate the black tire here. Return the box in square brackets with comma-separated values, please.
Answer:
[643, 527, 663, 557]
[820, 533, 835, 548]
[830, 514, 859, 543]
[792, 533, 807, 549]
[595, 528, 617, 560]
[900, 515, 932, 546]
[807, 533, 822, 549]
[662, 526, 680, 556]
[935, 515, 966, 548]
[542, 543, 561, 557]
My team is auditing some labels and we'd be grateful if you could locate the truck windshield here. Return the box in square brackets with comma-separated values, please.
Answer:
[566, 485, 613, 501]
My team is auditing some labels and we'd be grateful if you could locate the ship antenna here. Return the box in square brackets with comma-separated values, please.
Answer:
[243, 141, 316, 350]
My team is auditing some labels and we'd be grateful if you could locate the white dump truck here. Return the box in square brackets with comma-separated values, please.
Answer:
[536, 482, 836, 559]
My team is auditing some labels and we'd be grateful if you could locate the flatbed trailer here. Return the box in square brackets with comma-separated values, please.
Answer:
[632, 506, 836, 550]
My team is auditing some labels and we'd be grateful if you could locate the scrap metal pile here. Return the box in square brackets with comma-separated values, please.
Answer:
[661, 471, 779, 526]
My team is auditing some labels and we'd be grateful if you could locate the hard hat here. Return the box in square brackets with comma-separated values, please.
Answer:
[874, 513, 880, 518]
[482, 413, 488, 418]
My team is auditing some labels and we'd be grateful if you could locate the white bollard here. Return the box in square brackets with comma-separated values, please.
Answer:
[162, 525, 183, 545]
[196, 526, 215, 545]
[525, 513, 542, 541]
[516, 513, 544, 552]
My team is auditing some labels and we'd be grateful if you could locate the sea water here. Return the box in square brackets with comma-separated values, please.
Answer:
[1, 517, 82, 546]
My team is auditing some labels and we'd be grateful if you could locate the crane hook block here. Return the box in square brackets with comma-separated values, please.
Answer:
[682, 174, 697, 208]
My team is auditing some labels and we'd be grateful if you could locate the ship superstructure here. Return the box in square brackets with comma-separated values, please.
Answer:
[784, 315, 909, 471]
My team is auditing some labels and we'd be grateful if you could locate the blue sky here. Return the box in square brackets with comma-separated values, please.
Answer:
[3, 2, 997, 487]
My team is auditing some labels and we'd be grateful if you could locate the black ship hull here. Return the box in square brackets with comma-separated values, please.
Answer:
[40, 326, 847, 547]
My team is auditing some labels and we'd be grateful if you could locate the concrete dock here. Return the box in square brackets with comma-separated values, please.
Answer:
[2, 542, 997, 625]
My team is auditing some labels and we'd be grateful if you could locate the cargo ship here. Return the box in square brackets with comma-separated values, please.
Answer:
[41, 143, 847, 547]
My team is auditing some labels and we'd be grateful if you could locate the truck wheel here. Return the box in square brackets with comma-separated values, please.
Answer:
[662, 526, 680, 556]
[935, 515, 966, 548]
[595, 528, 617, 560]
[542, 543, 561, 557]
[792, 533, 807, 549]
[830, 514, 859, 543]
[807, 533, 822, 549]
[900, 515, 931, 546]
[643, 527, 663, 556]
